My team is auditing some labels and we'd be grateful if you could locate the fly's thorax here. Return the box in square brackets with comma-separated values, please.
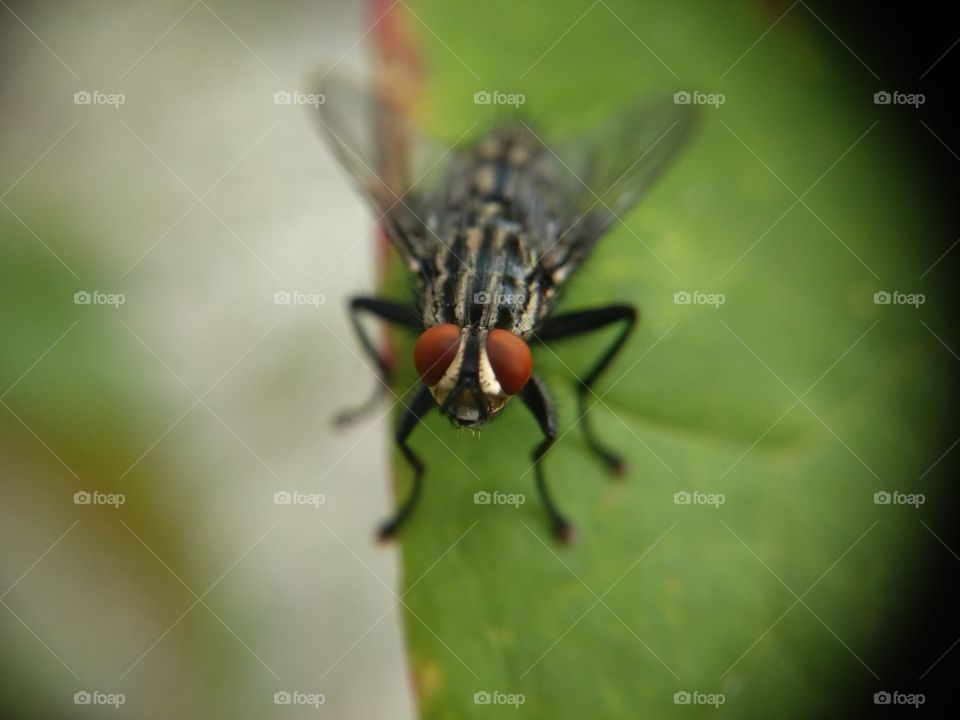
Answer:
[420, 216, 550, 336]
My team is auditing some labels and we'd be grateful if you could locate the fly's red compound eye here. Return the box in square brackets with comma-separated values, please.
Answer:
[414, 324, 461, 386]
[486, 329, 532, 395]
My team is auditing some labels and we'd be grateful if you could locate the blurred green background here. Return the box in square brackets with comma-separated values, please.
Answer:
[1, 0, 955, 718]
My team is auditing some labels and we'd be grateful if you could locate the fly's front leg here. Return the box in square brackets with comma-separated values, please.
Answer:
[520, 375, 574, 543]
[535, 305, 637, 475]
[336, 296, 420, 426]
[379, 383, 435, 540]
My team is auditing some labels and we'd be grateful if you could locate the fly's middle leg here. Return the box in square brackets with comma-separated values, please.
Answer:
[336, 295, 420, 426]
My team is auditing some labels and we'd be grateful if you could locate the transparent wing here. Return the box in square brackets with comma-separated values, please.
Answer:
[538, 98, 698, 278]
[311, 69, 454, 270]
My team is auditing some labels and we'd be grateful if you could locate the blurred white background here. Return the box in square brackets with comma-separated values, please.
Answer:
[1, 0, 414, 717]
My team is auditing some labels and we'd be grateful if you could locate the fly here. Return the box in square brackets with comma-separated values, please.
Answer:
[314, 71, 696, 542]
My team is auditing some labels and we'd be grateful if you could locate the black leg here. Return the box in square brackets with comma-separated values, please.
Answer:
[534, 304, 637, 475]
[336, 296, 420, 426]
[520, 375, 574, 543]
[379, 383, 435, 540]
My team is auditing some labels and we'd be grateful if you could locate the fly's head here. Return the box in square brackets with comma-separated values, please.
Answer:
[414, 324, 532, 428]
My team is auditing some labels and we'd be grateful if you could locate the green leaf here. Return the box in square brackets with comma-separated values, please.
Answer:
[383, 2, 954, 717]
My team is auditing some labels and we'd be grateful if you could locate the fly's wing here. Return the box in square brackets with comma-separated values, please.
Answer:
[537, 98, 697, 283]
[312, 70, 453, 272]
